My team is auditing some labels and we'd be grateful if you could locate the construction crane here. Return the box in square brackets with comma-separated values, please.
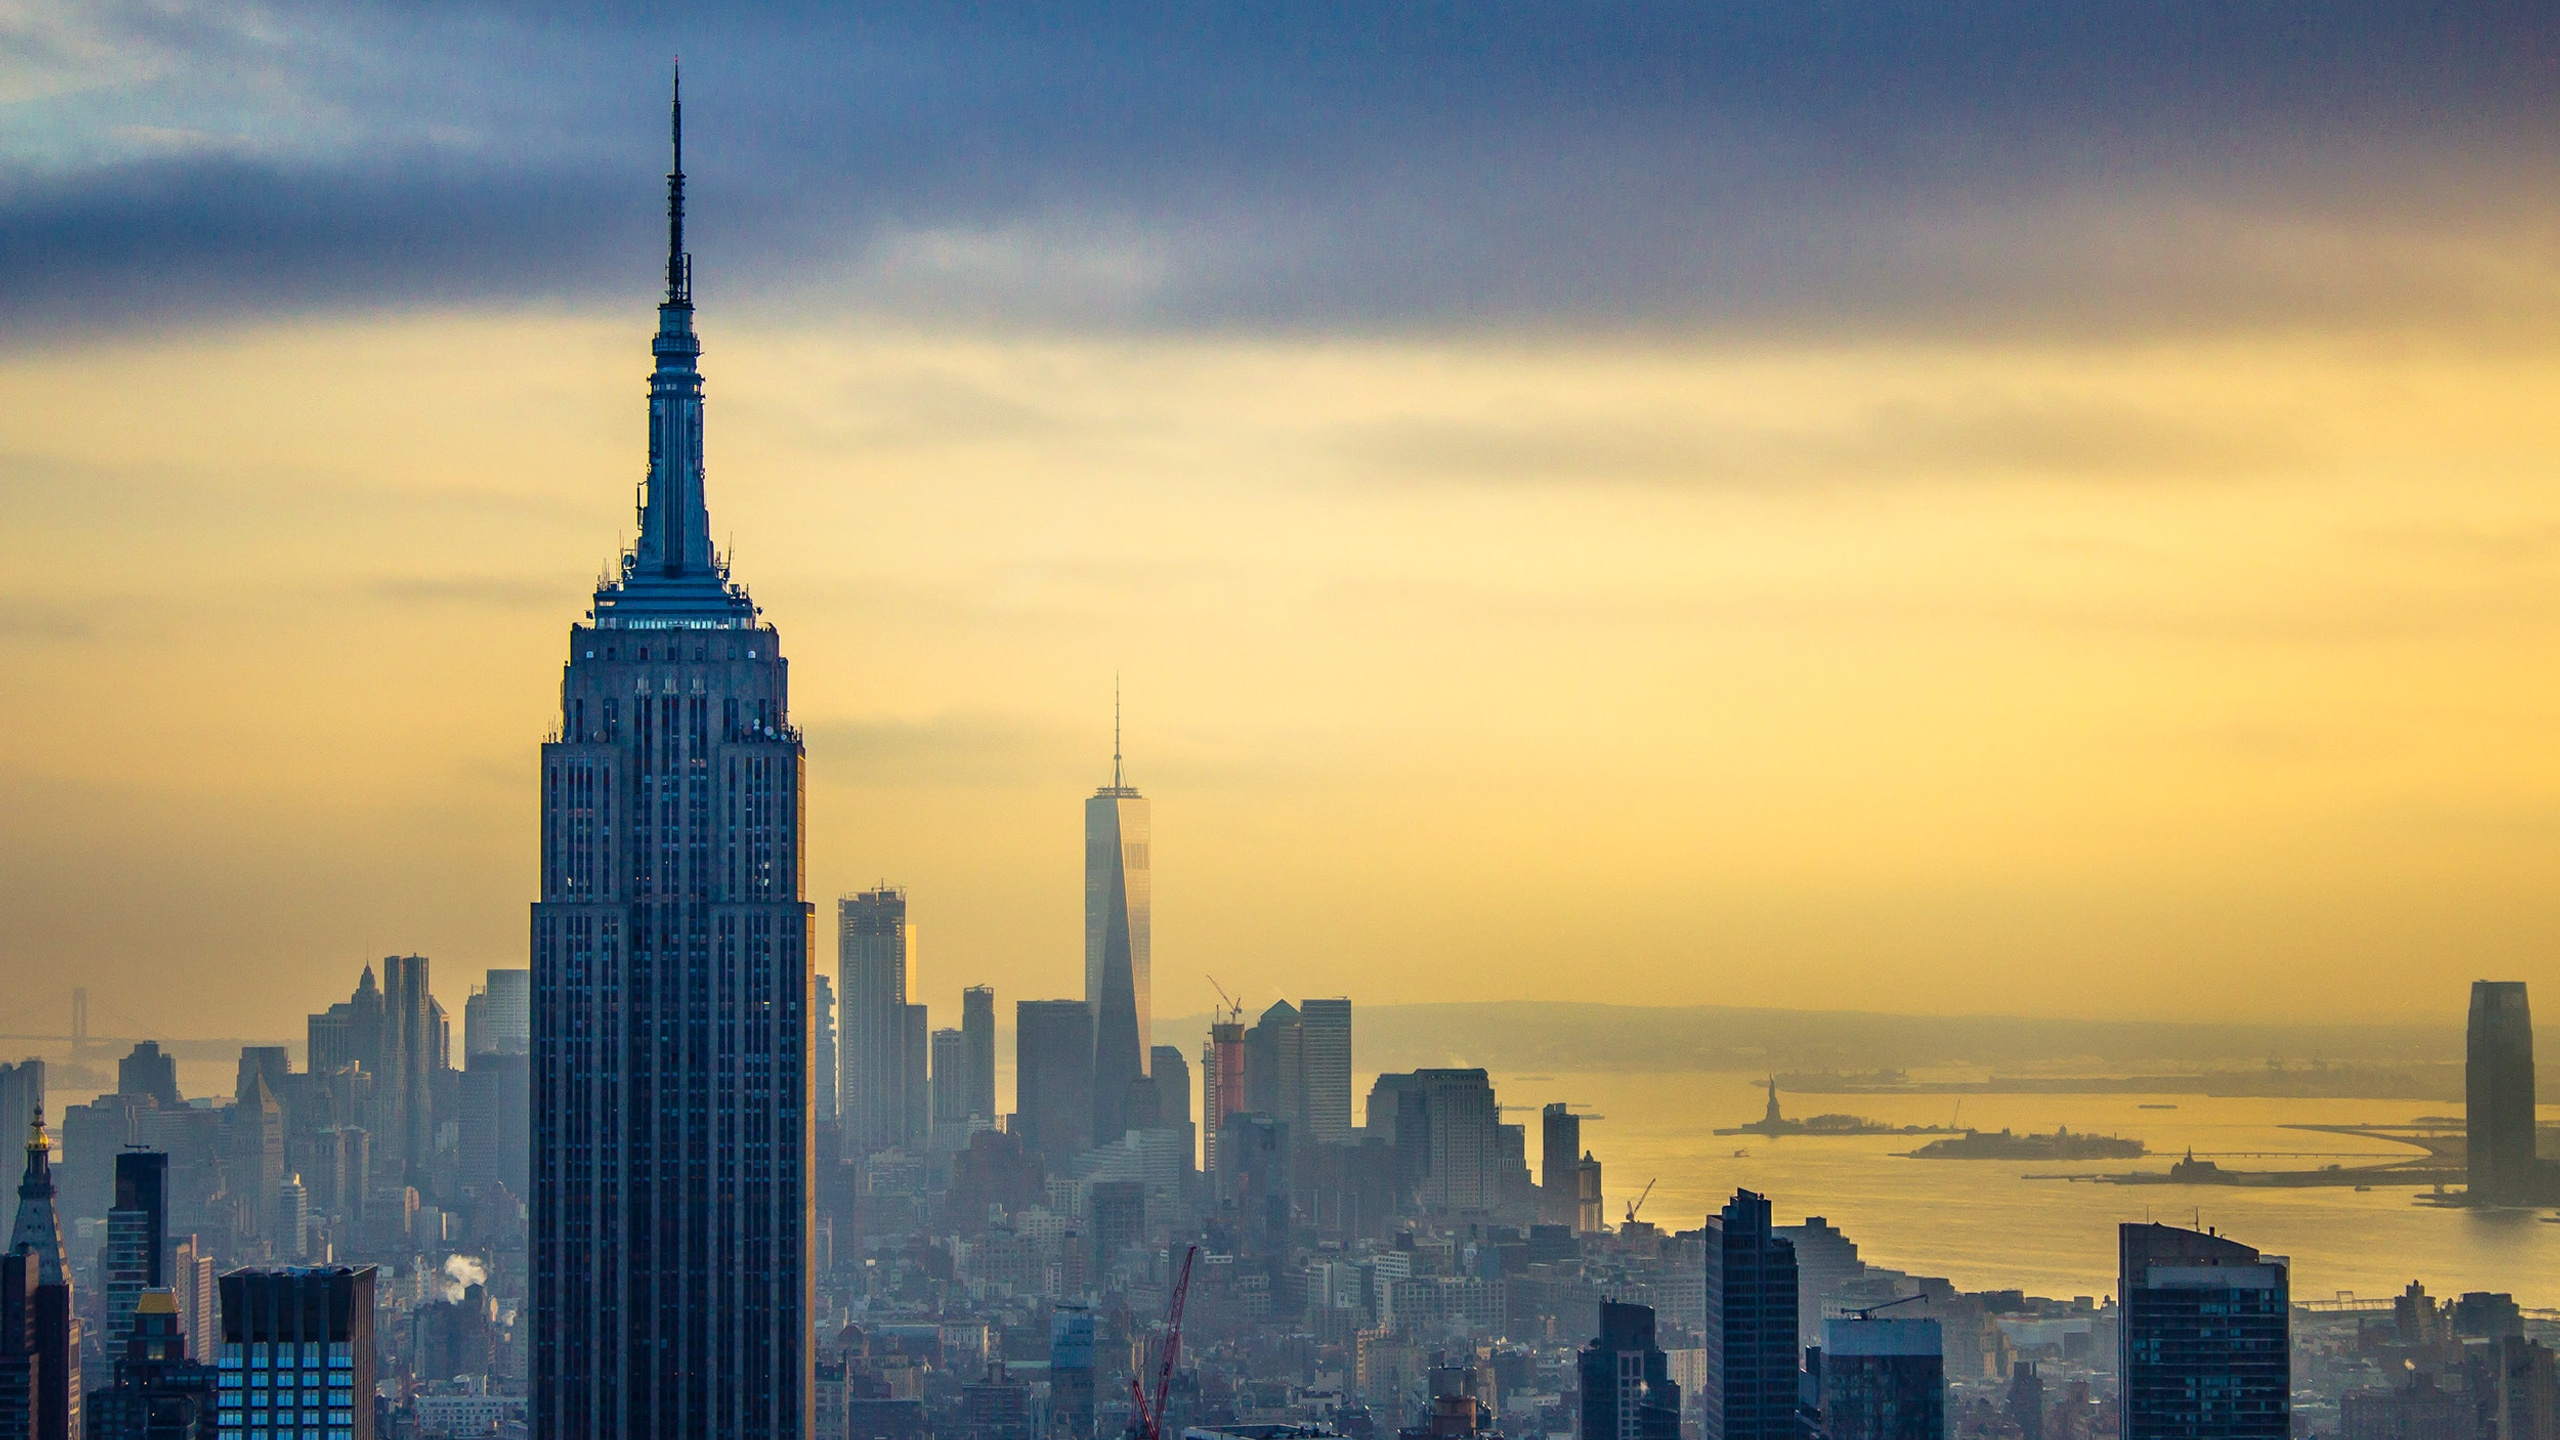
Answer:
[1839, 1293, 1929, 1321]
[1206, 977, 1245, 1026]
[1126, 1245, 1199, 1440]
[1623, 1178, 1657, 1227]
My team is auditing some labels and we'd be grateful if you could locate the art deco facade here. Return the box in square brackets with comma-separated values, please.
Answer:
[530, 79, 812, 1440]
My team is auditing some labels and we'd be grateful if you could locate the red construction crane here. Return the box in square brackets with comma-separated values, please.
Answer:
[1126, 1245, 1199, 1440]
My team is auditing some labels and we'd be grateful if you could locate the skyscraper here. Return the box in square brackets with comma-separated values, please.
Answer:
[1580, 1301, 1683, 1440]
[215, 1267, 377, 1440]
[1245, 1001, 1304, 1130]
[904, 1003, 931, 1149]
[930, 1029, 968, 1144]
[2468, 981, 2539, 1205]
[1704, 1188, 1799, 1440]
[1541, 1103, 1582, 1227]
[1151, 1044, 1195, 1175]
[1015, 1001, 1094, 1164]
[380, 953, 437, 1179]
[1821, 1316, 1944, 1440]
[961, 986, 997, 1123]
[530, 77, 813, 1440]
[465, 969, 532, 1059]
[1299, 999, 1352, 1144]
[2118, 1224, 2288, 1440]
[1412, 1069, 1500, 1214]
[841, 887, 916, 1158]
[102, 1152, 168, 1353]
[1085, 705, 1151, 1147]
[117, 1046, 179, 1110]
[9, 1111, 79, 1440]
[1, 1251, 34, 1440]
[1203, 1018, 1245, 1174]
[0, 1065, 39, 1168]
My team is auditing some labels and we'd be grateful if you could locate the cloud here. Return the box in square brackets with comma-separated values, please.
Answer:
[0, 2, 2553, 340]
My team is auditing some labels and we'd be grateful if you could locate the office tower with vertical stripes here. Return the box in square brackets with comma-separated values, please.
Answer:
[531, 74, 813, 1440]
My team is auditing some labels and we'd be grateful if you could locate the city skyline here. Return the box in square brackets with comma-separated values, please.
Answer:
[10, 12, 2560, 1440]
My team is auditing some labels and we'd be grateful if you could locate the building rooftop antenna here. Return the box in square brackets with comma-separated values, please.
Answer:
[666, 60, 689, 305]
[1114, 672, 1123, 790]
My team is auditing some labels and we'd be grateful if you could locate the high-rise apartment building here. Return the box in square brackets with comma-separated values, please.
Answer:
[9, 1111, 79, 1440]
[1086, 719, 1151, 1148]
[215, 1267, 377, 1440]
[1704, 1188, 1800, 1440]
[102, 1152, 167, 1353]
[1580, 1301, 1683, 1440]
[1016, 1001, 1095, 1164]
[962, 986, 997, 1122]
[2118, 1224, 2288, 1440]
[2468, 981, 2539, 1205]
[1821, 1316, 1944, 1440]
[530, 82, 813, 1440]
[841, 887, 916, 1157]
[1300, 999, 1353, 1144]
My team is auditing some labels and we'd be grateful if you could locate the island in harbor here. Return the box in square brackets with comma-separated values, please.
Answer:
[1902, 1125, 2148, 1160]
[1716, 1076, 1966, 1138]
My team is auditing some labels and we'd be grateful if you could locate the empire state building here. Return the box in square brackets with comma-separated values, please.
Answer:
[531, 77, 813, 1440]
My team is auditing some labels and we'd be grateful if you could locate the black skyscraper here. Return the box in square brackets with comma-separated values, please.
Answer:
[1821, 1317, 1944, 1440]
[1581, 1301, 1683, 1440]
[1705, 1188, 1799, 1440]
[2119, 1224, 2288, 1440]
[531, 75, 813, 1440]
[2468, 981, 2539, 1205]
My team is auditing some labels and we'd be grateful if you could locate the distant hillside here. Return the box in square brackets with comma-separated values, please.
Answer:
[1156, 1001, 2471, 1085]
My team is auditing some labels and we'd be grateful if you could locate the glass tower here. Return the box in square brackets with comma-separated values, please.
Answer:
[2467, 981, 2539, 1204]
[530, 74, 813, 1440]
[2118, 1223, 2289, 1440]
[1705, 1187, 1800, 1440]
[1085, 705, 1151, 1146]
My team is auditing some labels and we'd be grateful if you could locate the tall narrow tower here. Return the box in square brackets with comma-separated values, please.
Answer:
[531, 72, 813, 1440]
[1086, 690, 1152, 1147]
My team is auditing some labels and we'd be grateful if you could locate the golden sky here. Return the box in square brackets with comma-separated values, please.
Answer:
[6, 310, 2559, 1037]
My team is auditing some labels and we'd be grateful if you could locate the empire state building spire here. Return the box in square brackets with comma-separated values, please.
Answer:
[666, 64, 689, 305]
[597, 64, 749, 624]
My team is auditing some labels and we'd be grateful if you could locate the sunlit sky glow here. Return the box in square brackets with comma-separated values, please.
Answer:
[4, 3, 2559, 1040]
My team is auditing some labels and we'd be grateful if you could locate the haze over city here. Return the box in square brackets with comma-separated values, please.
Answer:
[7, 9, 2560, 1440]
